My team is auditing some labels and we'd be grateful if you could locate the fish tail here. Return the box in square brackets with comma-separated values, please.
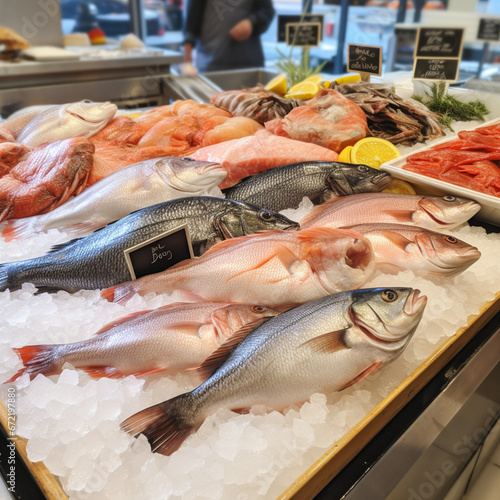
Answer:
[1, 219, 35, 242]
[7, 344, 59, 382]
[121, 393, 197, 456]
[101, 283, 137, 305]
[101, 285, 117, 303]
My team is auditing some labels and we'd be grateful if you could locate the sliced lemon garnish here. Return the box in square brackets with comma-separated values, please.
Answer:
[264, 73, 288, 96]
[302, 74, 323, 85]
[382, 179, 416, 195]
[284, 81, 320, 100]
[334, 74, 362, 85]
[323, 81, 331, 89]
[338, 145, 353, 163]
[350, 137, 401, 169]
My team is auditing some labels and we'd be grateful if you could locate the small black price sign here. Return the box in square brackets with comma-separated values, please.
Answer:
[477, 18, 500, 42]
[124, 225, 194, 280]
[347, 44, 382, 76]
[286, 22, 321, 47]
[413, 58, 460, 82]
[415, 27, 465, 59]
[277, 14, 323, 43]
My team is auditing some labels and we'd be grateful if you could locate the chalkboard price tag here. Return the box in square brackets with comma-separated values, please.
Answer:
[277, 14, 323, 43]
[286, 22, 321, 47]
[412, 58, 460, 82]
[477, 18, 500, 42]
[347, 44, 382, 76]
[124, 225, 194, 280]
[415, 27, 465, 59]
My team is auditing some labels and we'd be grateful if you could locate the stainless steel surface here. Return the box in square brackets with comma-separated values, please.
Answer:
[201, 68, 279, 91]
[344, 326, 500, 500]
[162, 74, 222, 103]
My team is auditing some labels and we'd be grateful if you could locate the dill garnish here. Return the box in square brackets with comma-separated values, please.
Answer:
[412, 82, 489, 131]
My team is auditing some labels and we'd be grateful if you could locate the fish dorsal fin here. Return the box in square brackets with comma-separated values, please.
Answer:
[200, 230, 288, 258]
[46, 236, 86, 254]
[299, 329, 349, 354]
[297, 226, 361, 241]
[299, 197, 341, 225]
[197, 318, 267, 381]
[93, 309, 156, 335]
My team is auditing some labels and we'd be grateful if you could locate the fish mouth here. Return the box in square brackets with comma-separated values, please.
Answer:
[69, 102, 117, 123]
[420, 198, 481, 226]
[352, 289, 427, 350]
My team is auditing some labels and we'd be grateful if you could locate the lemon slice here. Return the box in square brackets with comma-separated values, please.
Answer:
[264, 73, 288, 96]
[323, 81, 331, 89]
[284, 81, 320, 100]
[338, 146, 353, 163]
[350, 137, 401, 169]
[334, 74, 362, 85]
[382, 179, 416, 195]
[302, 74, 323, 85]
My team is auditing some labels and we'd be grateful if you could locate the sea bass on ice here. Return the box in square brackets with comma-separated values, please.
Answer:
[121, 287, 427, 455]
[300, 193, 481, 231]
[17, 100, 117, 148]
[102, 227, 374, 307]
[9, 302, 280, 381]
[346, 223, 481, 276]
[2, 157, 227, 241]
[222, 161, 392, 212]
[0, 196, 298, 293]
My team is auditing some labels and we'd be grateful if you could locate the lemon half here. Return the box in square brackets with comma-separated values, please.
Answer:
[350, 137, 401, 169]
[383, 179, 417, 195]
[284, 81, 320, 100]
[338, 146, 353, 163]
[265, 73, 288, 96]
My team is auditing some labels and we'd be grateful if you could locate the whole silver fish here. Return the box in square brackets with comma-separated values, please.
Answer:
[2, 157, 227, 241]
[2, 105, 56, 139]
[301, 193, 481, 231]
[222, 161, 392, 212]
[0, 196, 298, 293]
[121, 287, 427, 456]
[17, 100, 117, 147]
[345, 223, 481, 276]
[10, 302, 280, 381]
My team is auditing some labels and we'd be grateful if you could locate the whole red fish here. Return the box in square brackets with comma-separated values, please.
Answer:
[0, 138, 94, 222]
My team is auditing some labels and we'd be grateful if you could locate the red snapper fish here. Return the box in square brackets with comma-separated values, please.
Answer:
[9, 302, 280, 381]
[121, 287, 427, 456]
[102, 227, 375, 306]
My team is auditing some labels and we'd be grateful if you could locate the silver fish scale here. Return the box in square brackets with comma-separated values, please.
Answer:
[1, 196, 296, 292]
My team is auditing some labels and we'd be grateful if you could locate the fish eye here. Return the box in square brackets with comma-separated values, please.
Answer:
[181, 157, 194, 161]
[357, 165, 368, 172]
[252, 305, 266, 313]
[445, 235, 458, 244]
[259, 210, 275, 222]
[381, 289, 398, 302]
[82, 99, 92, 104]
[443, 195, 456, 202]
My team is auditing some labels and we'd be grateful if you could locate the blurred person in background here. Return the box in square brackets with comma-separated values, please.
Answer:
[182, 0, 275, 74]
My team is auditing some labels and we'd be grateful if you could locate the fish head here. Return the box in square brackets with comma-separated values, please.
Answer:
[211, 304, 281, 341]
[326, 163, 393, 196]
[414, 231, 481, 275]
[350, 287, 427, 351]
[65, 100, 117, 130]
[154, 157, 227, 193]
[299, 227, 375, 293]
[216, 201, 299, 239]
[418, 195, 481, 229]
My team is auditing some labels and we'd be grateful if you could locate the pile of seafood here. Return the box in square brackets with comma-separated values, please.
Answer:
[0, 89, 497, 498]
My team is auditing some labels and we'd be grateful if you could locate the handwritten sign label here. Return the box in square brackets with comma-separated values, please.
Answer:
[124, 225, 193, 280]
[277, 14, 323, 43]
[285, 22, 321, 47]
[413, 58, 460, 82]
[415, 27, 465, 58]
[347, 44, 382, 76]
[477, 18, 500, 42]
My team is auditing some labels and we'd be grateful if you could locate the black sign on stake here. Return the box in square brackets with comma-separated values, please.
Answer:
[477, 18, 500, 42]
[415, 27, 465, 59]
[124, 225, 194, 280]
[277, 14, 324, 43]
[285, 22, 321, 47]
[347, 44, 382, 77]
[412, 58, 460, 83]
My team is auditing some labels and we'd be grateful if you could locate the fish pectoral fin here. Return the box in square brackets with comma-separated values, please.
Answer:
[380, 231, 413, 251]
[197, 318, 266, 381]
[339, 361, 383, 390]
[299, 329, 349, 354]
[380, 209, 415, 223]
